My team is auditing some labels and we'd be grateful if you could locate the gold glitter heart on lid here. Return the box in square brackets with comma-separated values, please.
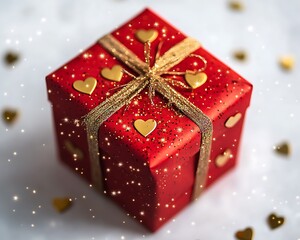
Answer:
[73, 77, 97, 95]
[185, 71, 207, 89]
[2, 108, 19, 125]
[274, 142, 291, 156]
[101, 65, 123, 82]
[52, 197, 72, 213]
[225, 112, 242, 128]
[215, 149, 232, 167]
[135, 29, 158, 43]
[267, 213, 285, 230]
[235, 227, 254, 240]
[134, 119, 157, 137]
[64, 140, 84, 160]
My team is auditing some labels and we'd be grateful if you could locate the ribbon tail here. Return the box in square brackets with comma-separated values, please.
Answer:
[155, 78, 213, 200]
[83, 76, 149, 191]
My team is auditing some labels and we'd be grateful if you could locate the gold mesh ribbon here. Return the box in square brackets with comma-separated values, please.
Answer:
[83, 34, 213, 200]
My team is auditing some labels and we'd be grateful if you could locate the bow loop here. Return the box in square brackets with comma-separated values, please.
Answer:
[153, 38, 201, 75]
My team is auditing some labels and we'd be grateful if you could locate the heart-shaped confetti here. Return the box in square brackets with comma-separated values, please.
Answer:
[73, 77, 97, 95]
[267, 213, 285, 229]
[64, 140, 84, 160]
[135, 29, 158, 43]
[4, 51, 20, 65]
[279, 55, 295, 71]
[215, 149, 232, 167]
[233, 50, 247, 61]
[274, 142, 291, 156]
[225, 112, 242, 128]
[229, 0, 244, 11]
[185, 71, 207, 89]
[235, 227, 254, 240]
[52, 197, 72, 213]
[134, 119, 157, 137]
[101, 65, 123, 82]
[2, 108, 19, 125]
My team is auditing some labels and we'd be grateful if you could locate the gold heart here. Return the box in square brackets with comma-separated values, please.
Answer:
[229, 1, 244, 11]
[215, 149, 232, 167]
[73, 77, 97, 95]
[134, 119, 157, 137]
[2, 109, 19, 125]
[52, 197, 72, 213]
[4, 51, 20, 66]
[275, 142, 291, 156]
[135, 29, 158, 43]
[279, 55, 295, 71]
[267, 213, 285, 229]
[225, 112, 242, 128]
[101, 65, 123, 82]
[185, 72, 207, 89]
[64, 140, 84, 160]
[235, 227, 254, 240]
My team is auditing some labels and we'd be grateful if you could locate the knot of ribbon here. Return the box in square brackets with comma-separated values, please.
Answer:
[119, 40, 207, 105]
[84, 34, 213, 200]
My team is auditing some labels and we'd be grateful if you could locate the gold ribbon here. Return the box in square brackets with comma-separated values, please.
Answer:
[83, 34, 213, 200]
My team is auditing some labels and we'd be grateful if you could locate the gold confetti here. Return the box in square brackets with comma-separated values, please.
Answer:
[235, 227, 254, 240]
[274, 142, 291, 156]
[185, 71, 207, 89]
[279, 55, 295, 71]
[134, 119, 157, 137]
[101, 65, 123, 82]
[52, 197, 72, 213]
[225, 112, 242, 128]
[229, 1, 244, 11]
[64, 140, 84, 160]
[135, 29, 158, 43]
[73, 77, 97, 95]
[215, 149, 232, 167]
[233, 50, 247, 61]
[267, 213, 285, 230]
[4, 51, 20, 66]
[2, 108, 19, 125]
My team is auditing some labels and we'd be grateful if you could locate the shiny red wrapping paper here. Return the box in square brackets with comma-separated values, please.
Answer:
[46, 8, 252, 231]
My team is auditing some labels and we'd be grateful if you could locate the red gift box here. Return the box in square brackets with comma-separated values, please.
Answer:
[46, 8, 252, 231]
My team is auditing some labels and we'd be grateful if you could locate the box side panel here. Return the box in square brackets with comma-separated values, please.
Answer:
[206, 86, 252, 187]
[100, 146, 193, 232]
[46, 76, 93, 183]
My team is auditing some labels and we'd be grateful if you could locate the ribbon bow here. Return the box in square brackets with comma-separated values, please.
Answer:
[84, 34, 213, 200]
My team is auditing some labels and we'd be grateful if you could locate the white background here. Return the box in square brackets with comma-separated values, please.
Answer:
[0, 0, 299, 239]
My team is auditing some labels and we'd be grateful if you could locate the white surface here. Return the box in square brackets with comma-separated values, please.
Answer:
[0, 0, 300, 239]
